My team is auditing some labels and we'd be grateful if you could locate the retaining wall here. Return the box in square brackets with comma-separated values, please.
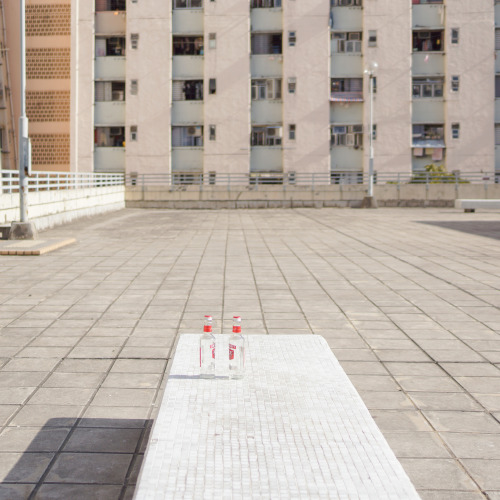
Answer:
[125, 184, 500, 209]
[0, 186, 125, 231]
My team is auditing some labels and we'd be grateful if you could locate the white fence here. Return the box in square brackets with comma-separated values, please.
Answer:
[1, 170, 124, 194]
[1, 170, 125, 230]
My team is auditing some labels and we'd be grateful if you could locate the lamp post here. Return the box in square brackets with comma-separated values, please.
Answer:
[10, 0, 36, 239]
[362, 61, 378, 209]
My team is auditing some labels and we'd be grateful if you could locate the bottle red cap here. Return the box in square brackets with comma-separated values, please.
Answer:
[232, 316, 241, 333]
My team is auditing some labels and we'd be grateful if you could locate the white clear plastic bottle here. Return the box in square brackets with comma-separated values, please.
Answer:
[200, 315, 215, 379]
[229, 316, 245, 379]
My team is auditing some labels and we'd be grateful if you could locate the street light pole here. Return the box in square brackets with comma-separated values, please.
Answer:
[10, 0, 36, 239]
[362, 62, 378, 209]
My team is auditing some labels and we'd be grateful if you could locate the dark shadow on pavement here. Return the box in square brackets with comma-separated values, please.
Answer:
[417, 220, 500, 241]
[1, 418, 152, 500]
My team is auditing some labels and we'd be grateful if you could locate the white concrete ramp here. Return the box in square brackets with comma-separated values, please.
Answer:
[135, 335, 420, 499]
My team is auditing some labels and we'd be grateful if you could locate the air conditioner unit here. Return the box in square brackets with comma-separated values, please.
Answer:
[349, 33, 361, 41]
[187, 126, 202, 137]
[419, 31, 430, 39]
[110, 127, 122, 135]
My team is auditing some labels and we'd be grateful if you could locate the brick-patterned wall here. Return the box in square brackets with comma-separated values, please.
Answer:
[27, 48, 71, 79]
[27, 91, 70, 122]
[30, 134, 70, 166]
[26, 4, 71, 37]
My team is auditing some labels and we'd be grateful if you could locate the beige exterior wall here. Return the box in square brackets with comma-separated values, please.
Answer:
[203, 0, 250, 176]
[444, 0, 495, 173]
[283, 0, 330, 178]
[126, 0, 171, 176]
[364, 0, 412, 173]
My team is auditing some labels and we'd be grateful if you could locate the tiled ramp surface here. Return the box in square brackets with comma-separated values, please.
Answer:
[135, 334, 420, 499]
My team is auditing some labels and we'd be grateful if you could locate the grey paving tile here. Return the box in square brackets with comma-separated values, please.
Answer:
[45, 452, 133, 484]
[455, 376, 500, 394]
[370, 410, 433, 432]
[0, 405, 20, 426]
[396, 376, 464, 393]
[441, 433, 500, 459]
[422, 411, 500, 433]
[375, 349, 432, 362]
[383, 431, 452, 459]
[439, 362, 500, 377]
[33, 484, 123, 500]
[399, 458, 478, 491]
[384, 362, 446, 377]
[10, 405, 83, 428]
[42, 372, 104, 389]
[358, 391, 415, 410]
[0, 484, 35, 500]
[0, 427, 69, 452]
[63, 428, 142, 453]
[0, 387, 37, 405]
[408, 393, 483, 412]
[417, 490, 487, 500]
[91, 388, 156, 407]
[0, 452, 53, 482]
[28, 388, 95, 406]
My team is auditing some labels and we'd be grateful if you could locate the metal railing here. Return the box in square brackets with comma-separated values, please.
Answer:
[126, 171, 500, 188]
[1, 170, 124, 194]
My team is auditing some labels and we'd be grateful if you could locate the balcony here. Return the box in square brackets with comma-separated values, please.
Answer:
[330, 102, 363, 124]
[171, 148, 204, 172]
[412, 53, 444, 76]
[330, 148, 363, 172]
[251, 55, 282, 78]
[95, 57, 126, 80]
[250, 147, 282, 172]
[95, 12, 126, 35]
[94, 101, 126, 126]
[251, 8, 282, 32]
[94, 147, 125, 173]
[329, 7, 363, 31]
[172, 56, 204, 78]
[171, 101, 204, 125]
[251, 101, 282, 124]
[172, 9, 204, 34]
[412, 100, 444, 123]
[412, 4, 444, 29]
[330, 54, 363, 78]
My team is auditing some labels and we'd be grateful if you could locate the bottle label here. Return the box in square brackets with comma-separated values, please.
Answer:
[229, 344, 236, 360]
[211, 343, 215, 359]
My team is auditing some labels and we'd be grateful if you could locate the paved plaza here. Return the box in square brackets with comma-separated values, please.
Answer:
[0, 207, 500, 499]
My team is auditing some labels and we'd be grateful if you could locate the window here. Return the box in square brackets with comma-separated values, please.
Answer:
[251, 33, 282, 55]
[251, 0, 282, 7]
[251, 126, 282, 146]
[95, 0, 126, 11]
[412, 30, 443, 52]
[412, 77, 444, 98]
[209, 78, 216, 95]
[288, 31, 296, 47]
[368, 30, 377, 47]
[95, 81, 125, 101]
[412, 124, 444, 145]
[332, 0, 362, 5]
[288, 78, 296, 94]
[330, 125, 363, 148]
[209, 33, 216, 49]
[130, 33, 139, 49]
[496, 75, 500, 99]
[451, 75, 459, 92]
[95, 127, 125, 147]
[95, 37, 126, 57]
[251, 79, 282, 100]
[371, 76, 377, 94]
[130, 80, 138, 95]
[173, 36, 204, 55]
[130, 126, 138, 141]
[451, 123, 460, 139]
[172, 80, 203, 101]
[173, 0, 203, 8]
[495, 124, 500, 146]
[451, 28, 459, 44]
[331, 32, 362, 53]
[330, 78, 363, 101]
[289, 124, 296, 140]
[412, 0, 443, 4]
[331, 172, 363, 185]
[172, 126, 204, 147]
[372, 124, 377, 141]
[496, 29, 500, 51]
[209, 125, 216, 141]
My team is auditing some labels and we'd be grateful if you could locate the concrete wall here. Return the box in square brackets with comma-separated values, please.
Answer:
[125, 184, 500, 209]
[0, 186, 125, 230]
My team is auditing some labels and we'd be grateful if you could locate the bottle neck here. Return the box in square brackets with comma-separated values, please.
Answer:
[232, 326, 241, 334]
[204, 325, 212, 333]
